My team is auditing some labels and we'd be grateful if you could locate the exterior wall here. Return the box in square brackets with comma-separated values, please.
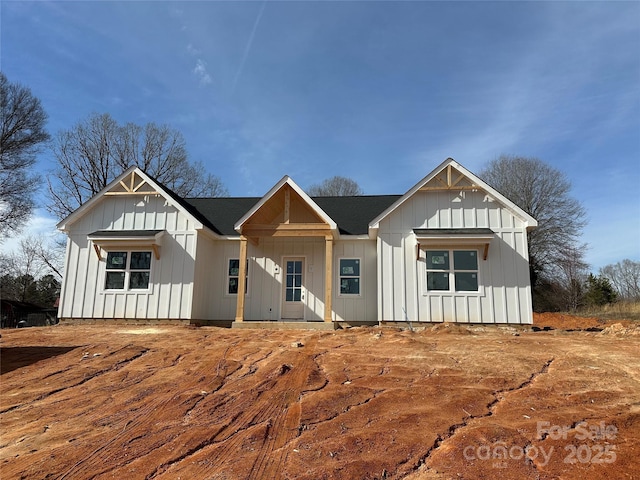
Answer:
[58, 195, 197, 320]
[192, 237, 242, 321]
[377, 190, 532, 324]
[191, 236, 377, 322]
[332, 239, 378, 322]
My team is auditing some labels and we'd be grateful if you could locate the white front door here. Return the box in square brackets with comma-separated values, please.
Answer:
[282, 257, 304, 320]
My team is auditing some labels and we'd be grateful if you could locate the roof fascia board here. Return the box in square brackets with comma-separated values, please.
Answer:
[369, 158, 538, 232]
[234, 176, 337, 232]
[56, 167, 205, 232]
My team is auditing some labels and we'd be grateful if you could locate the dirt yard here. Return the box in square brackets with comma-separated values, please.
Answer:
[1, 315, 638, 480]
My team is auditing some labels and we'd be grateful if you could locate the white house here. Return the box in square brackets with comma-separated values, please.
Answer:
[56, 158, 537, 327]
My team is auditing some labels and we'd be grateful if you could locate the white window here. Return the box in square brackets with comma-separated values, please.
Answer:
[426, 250, 478, 292]
[228, 259, 248, 295]
[339, 258, 361, 295]
[105, 251, 152, 291]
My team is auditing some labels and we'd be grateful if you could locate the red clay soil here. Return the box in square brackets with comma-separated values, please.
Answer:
[533, 312, 635, 331]
[1, 318, 638, 480]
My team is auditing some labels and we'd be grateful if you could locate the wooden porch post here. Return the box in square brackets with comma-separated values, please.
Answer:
[235, 235, 248, 322]
[324, 235, 333, 322]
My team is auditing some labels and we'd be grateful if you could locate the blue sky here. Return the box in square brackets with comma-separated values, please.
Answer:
[2, 0, 639, 270]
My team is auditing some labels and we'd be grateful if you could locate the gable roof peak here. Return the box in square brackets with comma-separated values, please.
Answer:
[234, 175, 337, 233]
[56, 166, 208, 233]
[368, 157, 538, 232]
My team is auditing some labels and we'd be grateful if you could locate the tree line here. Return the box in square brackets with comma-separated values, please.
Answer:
[1, 72, 638, 312]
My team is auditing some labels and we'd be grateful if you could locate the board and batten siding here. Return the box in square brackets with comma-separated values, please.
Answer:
[58, 195, 197, 321]
[332, 239, 378, 322]
[377, 190, 532, 324]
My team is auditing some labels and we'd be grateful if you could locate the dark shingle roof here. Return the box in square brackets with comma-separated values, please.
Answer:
[314, 196, 401, 235]
[182, 195, 401, 236]
[183, 198, 260, 235]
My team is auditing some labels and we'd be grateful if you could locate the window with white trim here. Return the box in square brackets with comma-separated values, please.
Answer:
[339, 258, 361, 295]
[105, 251, 152, 290]
[228, 259, 248, 295]
[426, 250, 478, 292]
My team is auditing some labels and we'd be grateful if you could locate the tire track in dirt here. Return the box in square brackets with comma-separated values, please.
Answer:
[150, 336, 329, 480]
[0, 345, 149, 414]
[402, 357, 555, 478]
[53, 348, 239, 480]
[249, 339, 323, 480]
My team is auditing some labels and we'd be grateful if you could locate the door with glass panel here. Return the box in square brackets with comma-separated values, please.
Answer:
[281, 258, 304, 319]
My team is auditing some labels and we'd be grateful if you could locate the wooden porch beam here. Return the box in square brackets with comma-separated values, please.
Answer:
[324, 236, 333, 322]
[245, 223, 331, 231]
[235, 236, 248, 322]
[284, 188, 290, 224]
[242, 223, 332, 238]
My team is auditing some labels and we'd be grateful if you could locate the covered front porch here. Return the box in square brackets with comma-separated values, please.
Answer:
[232, 177, 337, 325]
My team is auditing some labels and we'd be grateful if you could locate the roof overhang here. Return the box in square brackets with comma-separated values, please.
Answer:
[87, 229, 166, 260]
[414, 228, 495, 260]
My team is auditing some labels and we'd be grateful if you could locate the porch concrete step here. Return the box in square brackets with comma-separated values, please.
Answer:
[231, 321, 338, 331]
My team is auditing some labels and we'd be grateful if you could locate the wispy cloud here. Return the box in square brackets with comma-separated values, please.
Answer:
[186, 43, 200, 56]
[193, 59, 212, 85]
[233, 0, 267, 94]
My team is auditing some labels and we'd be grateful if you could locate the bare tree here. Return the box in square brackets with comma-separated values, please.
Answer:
[556, 245, 589, 311]
[0, 72, 50, 237]
[47, 113, 228, 219]
[600, 259, 640, 301]
[480, 155, 587, 286]
[308, 176, 363, 196]
[0, 234, 64, 306]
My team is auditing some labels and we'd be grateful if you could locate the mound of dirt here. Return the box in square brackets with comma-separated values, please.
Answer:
[533, 312, 634, 331]
[600, 323, 640, 336]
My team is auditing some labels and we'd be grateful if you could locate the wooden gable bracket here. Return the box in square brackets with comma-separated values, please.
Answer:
[421, 165, 480, 192]
[93, 244, 102, 260]
[105, 171, 160, 196]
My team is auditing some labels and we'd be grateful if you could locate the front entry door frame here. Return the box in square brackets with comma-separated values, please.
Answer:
[281, 256, 305, 320]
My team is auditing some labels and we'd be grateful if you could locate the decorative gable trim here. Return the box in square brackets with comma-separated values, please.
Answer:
[368, 158, 538, 235]
[56, 167, 205, 232]
[234, 176, 338, 235]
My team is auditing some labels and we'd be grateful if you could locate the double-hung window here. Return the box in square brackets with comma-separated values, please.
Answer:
[105, 251, 152, 290]
[426, 250, 478, 292]
[339, 258, 361, 295]
[228, 259, 248, 295]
